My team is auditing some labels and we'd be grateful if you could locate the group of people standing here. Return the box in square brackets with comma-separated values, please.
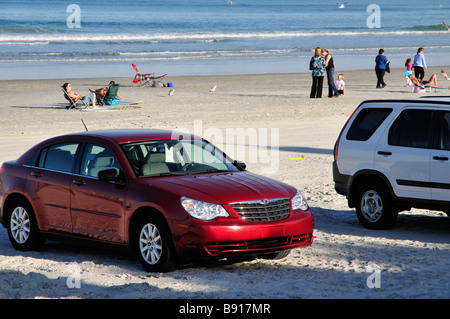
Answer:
[309, 46, 430, 97]
[309, 47, 345, 98]
[374, 47, 427, 88]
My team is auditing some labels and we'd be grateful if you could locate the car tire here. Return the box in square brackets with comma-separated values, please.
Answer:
[258, 250, 291, 260]
[134, 215, 175, 272]
[355, 181, 398, 229]
[6, 200, 45, 251]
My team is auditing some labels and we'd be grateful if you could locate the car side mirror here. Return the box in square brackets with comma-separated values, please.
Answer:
[234, 160, 246, 170]
[98, 169, 125, 186]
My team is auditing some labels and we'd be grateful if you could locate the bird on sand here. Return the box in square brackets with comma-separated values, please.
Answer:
[168, 88, 175, 96]
[209, 85, 217, 92]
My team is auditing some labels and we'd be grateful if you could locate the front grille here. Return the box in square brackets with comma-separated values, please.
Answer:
[230, 198, 290, 222]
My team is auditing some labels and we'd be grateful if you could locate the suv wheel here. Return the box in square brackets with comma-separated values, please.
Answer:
[355, 181, 398, 229]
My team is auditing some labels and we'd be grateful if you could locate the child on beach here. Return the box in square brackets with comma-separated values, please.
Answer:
[405, 58, 413, 74]
[405, 58, 413, 86]
[441, 69, 450, 81]
[335, 74, 345, 96]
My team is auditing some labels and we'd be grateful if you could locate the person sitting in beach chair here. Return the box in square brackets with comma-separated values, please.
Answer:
[62, 82, 96, 109]
[90, 81, 122, 105]
[102, 82, 121, 105]
[409, 73, 450, 92]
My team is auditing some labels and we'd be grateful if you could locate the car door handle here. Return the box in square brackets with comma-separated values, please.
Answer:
[377, 151, 392, 156]
[432, 156, 449, 161]
[31, 172, 43, 178]
[72, 179, 86, 186]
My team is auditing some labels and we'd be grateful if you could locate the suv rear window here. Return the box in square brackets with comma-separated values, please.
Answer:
[388, 109, 434, 148]
[346, 108, 392, 141]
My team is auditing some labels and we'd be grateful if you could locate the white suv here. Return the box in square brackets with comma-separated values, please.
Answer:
[333, 97, 450, 229]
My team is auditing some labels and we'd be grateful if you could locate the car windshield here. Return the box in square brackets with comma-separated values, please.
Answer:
[121, 138, 240, 177]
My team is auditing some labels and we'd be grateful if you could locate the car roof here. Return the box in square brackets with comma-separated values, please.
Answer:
[65, 129, 197, 144]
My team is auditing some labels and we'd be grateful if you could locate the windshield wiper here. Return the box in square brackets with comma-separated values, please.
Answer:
[160, 172, 189, 176]
[188, 169, 231, 175]
[141, 172, 188, 178]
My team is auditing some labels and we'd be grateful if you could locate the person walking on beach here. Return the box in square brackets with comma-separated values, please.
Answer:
[309, 47, 326, 98]
[375, 48, 389, 88]
[324, 49, 339, 98]
[413, 47, 427, 81]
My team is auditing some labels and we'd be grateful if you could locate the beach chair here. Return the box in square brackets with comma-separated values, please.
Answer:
[405, 71, 413, 87]
[98, 84, 120, 105]
[62, 88, 88, 109]
[132, 63, 167, 87]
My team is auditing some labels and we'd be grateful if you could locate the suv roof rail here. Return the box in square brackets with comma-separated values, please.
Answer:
[358, 98, 450, 107]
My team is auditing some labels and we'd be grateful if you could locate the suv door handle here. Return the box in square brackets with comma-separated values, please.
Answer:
[432, 156, 449, 161]
[377, 151, 392, 156]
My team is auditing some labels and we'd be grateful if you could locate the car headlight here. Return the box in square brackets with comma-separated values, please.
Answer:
[181, 197, 229, 221]
[291, 190, 308, 211]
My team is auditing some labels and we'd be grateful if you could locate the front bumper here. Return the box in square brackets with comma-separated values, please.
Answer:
[171, 208, 314, 259]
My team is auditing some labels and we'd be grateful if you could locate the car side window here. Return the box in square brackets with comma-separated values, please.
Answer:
[439, 112, 450, 150]
[346, 108, 392, 141]
[80, 143, 120, 178]
[40, 143, 79, 173]
[388, 109, 434, 148]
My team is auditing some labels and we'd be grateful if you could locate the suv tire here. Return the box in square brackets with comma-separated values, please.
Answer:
[355, 180, 398, 229]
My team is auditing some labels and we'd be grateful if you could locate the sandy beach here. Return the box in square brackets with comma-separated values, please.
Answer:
[0, 66, 449, 300]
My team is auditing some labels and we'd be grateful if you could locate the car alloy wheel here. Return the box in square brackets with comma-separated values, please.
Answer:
[139, 223, 163, 265]
[7, 200, 44, 251]
[355, 181, 398, 229]
[360, 190, 383, 223]
[10, 206, 31, 244]
[134, 215, 175, 272]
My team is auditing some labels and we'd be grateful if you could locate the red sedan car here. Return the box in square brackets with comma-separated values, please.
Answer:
[0, 129, 314, 271]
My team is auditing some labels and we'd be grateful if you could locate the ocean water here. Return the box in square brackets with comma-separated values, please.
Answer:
[1, 0, 450, 80]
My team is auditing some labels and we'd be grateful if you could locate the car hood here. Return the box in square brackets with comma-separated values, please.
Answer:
[140, 171, 296, 204]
